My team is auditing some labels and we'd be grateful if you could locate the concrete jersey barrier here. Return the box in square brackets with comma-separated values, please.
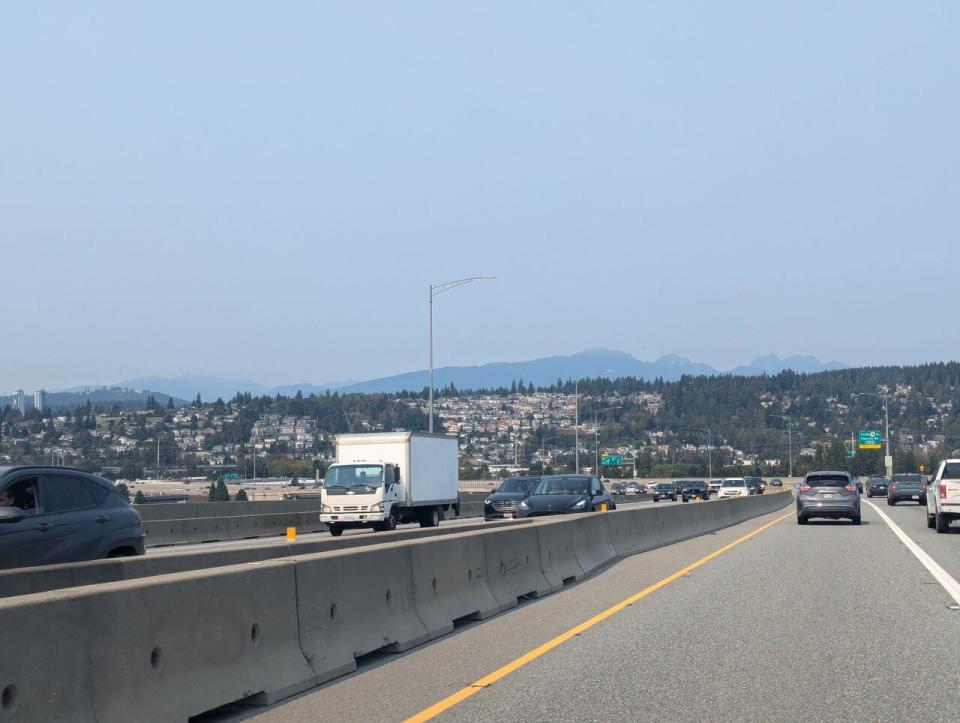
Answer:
[0, 490, 791, 721]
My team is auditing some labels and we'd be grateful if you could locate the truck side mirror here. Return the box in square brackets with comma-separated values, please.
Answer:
[393, 467, 401, 485]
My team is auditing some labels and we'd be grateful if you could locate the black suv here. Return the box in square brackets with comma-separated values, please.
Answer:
[484, 475, 541, 520]
[0, 466, 145, 569]
[652, 482, 679, 502]
[866, 476, 888, 498]
[680, 480, 710, 502]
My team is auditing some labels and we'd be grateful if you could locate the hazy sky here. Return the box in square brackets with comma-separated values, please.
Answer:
[2, 2, 958, 391]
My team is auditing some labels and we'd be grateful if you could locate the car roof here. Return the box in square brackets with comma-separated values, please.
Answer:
[805, 470, 850, 477]
[0, 466, 115, 491]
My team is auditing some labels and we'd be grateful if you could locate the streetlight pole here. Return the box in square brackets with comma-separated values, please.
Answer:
[428, 276, 495, 433]
[883, 394, 892, 478]
[574, 380, 579, 474]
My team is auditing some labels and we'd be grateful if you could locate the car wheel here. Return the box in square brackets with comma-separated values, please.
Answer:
[936, 511, 950, 534]
[329, 524, 344, 537]
[852, 515, 861, 525]
[887, 498, 893, 506]
[927, 512, 936, 529]
[919, 499, 925, 506]
[797, 516, 807, 525]
[866, 492, 872, 498]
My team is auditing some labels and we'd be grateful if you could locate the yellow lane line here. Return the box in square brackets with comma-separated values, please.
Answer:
[405, 509, 794, 723]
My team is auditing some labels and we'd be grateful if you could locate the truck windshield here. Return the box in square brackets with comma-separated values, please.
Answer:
[324, 465, 384, 491]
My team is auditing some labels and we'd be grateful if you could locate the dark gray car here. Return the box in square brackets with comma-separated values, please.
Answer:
[0, 466, 145, 569]
[484, 475, 541, 520]
[887, 473, 927, 505]
[517, 475, 615, 517]
[796, 470, 861, 525]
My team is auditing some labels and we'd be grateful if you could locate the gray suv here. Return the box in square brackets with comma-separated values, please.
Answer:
[0, 466, 145, 569]
[796, 470, 861, 525]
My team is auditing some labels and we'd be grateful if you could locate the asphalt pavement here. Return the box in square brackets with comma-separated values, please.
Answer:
[213, 493, 960, 722]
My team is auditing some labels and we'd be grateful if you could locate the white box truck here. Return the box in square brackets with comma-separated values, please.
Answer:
[319, 431, 459, 536]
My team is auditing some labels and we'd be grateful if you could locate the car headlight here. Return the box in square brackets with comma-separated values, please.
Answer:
[321, 504, 332, 513]
[571, 498, 587, 509]
[484, 497, 492, 505]
[369, 502, 383, 512]
[519, 499, 529, 510]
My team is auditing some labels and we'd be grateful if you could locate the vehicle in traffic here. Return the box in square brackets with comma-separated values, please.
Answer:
[0, 466, 145, 570]
[518, 475, 615, 517]
[625, 482, 640, 495]
[718, 478, 749, 499]
[744, 476, 764, 495]
[680, 480, 710, 502]
[708, 479, 723, 494]
[320, 432, 459, 536]
[652, 482, 678, 502]
[484, 475, 541, 520]
[850, 476, 863, 493]
[866, 476, 888, 498]
[796, 470, 861, 525]
[635, 483, 650, 495]
[770, 478, 783, 488]
[926, 459, 960, 533]
[887, 473, 926, 506]
[610, 482, 627, 495]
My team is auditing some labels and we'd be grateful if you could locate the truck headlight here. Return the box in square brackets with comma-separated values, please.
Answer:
[571, 498, 587, 509]
[321, 504, 332, 513]
[369, 502, 383, 513]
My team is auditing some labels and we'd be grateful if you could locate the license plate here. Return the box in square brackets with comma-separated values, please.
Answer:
[340, 515, 355, 522]
[822, 493, 835, 500]
[502, 513, 514, 519]
[911, 495, 919, 500]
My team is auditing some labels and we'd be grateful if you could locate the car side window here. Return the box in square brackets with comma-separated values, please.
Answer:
[39, 475, 97, 514]
[0, 477, 39, 513]
[84, 479, 111, 505]
[592, 478, 602, 495]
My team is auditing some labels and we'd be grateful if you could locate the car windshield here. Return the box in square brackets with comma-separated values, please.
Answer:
[323, 465, 383, 490]
[805, 475, 849, 487]
[656, 484, 673, 491]
[499, 477, 539, 493]
[722, 480, 745, 487]
[535, 477, 591, 495]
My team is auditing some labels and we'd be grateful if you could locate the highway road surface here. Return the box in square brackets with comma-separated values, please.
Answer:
[146, 497, 673, 556]
[204, 495, 960, 722]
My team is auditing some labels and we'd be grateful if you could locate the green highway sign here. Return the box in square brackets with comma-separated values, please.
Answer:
[224, 472, 240, 480]
[858, 430, 882, 450]
[600, 454, 623, 465]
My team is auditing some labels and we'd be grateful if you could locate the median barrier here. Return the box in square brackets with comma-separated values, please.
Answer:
[295, 544, 430, 685]
[0, 519, 531, 599]
[0, 561, 315, 722]
[481, 525, 551, 611]
[571, 512, 617, 576]
[408, 531, 499, 640]
[143, 517, 198, 547]
[535, 516, 586, 591]
[0, 589, 95, 721]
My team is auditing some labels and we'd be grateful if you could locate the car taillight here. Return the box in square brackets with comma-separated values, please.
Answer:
[845, 485, 856, 493]
[890, 483, 896, 491]
[940, 484, 947, 500]
[921, 484, 927, 492]
[799, 485, 811, 493]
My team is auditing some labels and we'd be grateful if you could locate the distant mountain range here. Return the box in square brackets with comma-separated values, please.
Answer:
[4, 350, 848, 409]
[97, 349, 846, 401]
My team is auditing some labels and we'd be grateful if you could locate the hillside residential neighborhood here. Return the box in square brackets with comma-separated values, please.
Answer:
[1, 369, 957, 482]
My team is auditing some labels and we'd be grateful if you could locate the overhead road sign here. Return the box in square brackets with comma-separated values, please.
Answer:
[600, 454, 622, 465]
[859, 430, 882, 449]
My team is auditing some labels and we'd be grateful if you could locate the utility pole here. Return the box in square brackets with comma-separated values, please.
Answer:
[157, 437, 160, 480]
[884, 394, 892, 478]
[574, 380, 579, 474]
[788, 422, 793, 478]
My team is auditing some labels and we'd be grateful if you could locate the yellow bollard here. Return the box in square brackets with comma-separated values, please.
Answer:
[286, 526, 297, 542]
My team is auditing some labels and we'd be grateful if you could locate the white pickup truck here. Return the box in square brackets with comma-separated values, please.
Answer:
[925, 459, 960, 533]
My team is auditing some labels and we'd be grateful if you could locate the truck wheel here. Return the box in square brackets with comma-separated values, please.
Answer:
[329, 524, 344, 537]
[927, 511, 936, 528]
[420, 507, 439, 528]
[936, 511, 950, 534]
[383, 509, 398, 531]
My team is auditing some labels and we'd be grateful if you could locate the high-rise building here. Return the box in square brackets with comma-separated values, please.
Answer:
[34, 389, 48, 412]
[14, 389, 26, 415]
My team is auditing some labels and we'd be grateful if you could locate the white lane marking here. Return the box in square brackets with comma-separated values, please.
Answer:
[862, 498, 960, 605]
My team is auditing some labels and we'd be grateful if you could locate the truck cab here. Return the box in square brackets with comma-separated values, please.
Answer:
[320, 463, 401, 535]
